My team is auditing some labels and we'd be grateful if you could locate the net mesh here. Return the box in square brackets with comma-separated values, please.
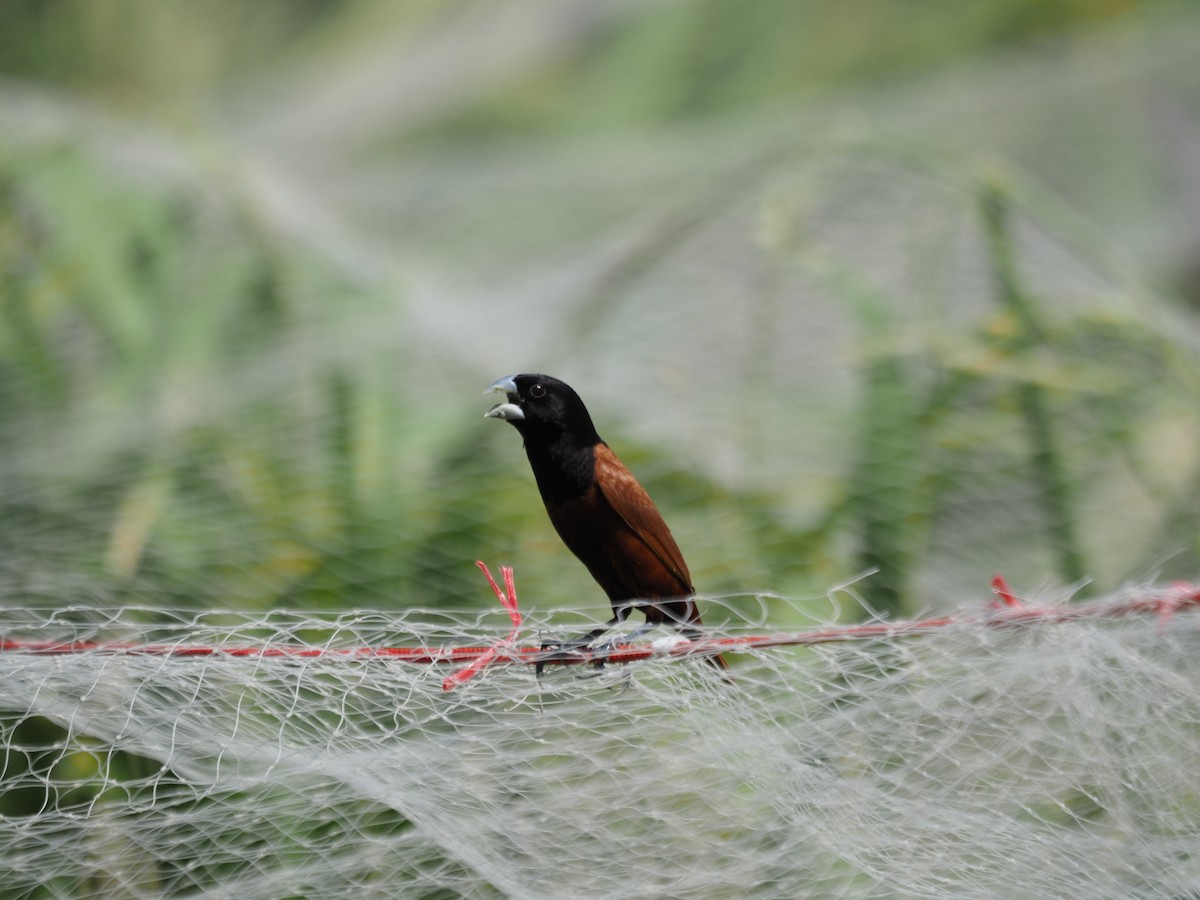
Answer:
[4, 581, 1200, 899]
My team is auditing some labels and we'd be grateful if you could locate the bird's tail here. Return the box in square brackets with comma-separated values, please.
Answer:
[649, 600, 731, 678]
[680, 620, 730, 677]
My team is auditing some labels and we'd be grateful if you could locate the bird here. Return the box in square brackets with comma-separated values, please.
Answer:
[484, 373, 728, 673]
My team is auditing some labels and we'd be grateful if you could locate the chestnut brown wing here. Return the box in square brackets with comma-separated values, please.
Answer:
[591, 443, 694, 596]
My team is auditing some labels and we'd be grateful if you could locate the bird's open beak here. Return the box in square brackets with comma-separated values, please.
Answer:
[484, 375, 524, 420]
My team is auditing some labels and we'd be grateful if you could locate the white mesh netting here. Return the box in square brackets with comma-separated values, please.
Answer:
[4, 581, 1200, 898]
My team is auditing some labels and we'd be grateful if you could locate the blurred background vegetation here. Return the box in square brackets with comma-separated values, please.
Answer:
[2, 0, 1199, 627]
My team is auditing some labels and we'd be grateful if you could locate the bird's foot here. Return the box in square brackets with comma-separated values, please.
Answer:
[535, 638, 594, 678]
[577, 640, 618, 678]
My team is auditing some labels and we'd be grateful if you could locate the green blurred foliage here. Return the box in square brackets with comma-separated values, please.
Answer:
[0, 0, 1176, 125]
[0, 0, 340, 116]
[415, 0, 1164, 137]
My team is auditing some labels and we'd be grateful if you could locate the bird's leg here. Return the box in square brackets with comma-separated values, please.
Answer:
[592, 623, 653, 656]
[536, 621, 615, 677]
[587, 606, 655, 671]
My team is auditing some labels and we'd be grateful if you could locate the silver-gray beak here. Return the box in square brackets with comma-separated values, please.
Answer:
[485, 375, 518, 396]
[484, 375, 524, 420]
[486, 402, 524, 420]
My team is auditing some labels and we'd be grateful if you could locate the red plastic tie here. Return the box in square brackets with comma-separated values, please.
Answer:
[442, 562, 523, 691]
[990, 574, 1021, 608]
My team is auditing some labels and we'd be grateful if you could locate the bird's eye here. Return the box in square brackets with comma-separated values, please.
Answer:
[529, 383, 546, 399]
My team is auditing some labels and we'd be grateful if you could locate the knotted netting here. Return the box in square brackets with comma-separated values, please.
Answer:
[4, 578, 1200, 898]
